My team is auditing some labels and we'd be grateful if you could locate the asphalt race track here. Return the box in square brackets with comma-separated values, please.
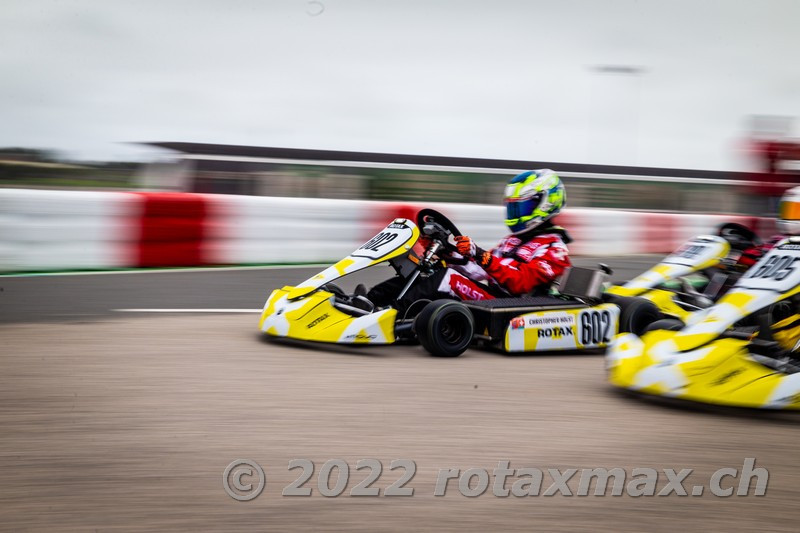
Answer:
[0, 256, 654, 323]
[1, 257, 798, 531]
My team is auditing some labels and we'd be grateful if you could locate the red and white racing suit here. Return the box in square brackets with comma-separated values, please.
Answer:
[366, 226, 572, 312]
[440, 228, 572, 301]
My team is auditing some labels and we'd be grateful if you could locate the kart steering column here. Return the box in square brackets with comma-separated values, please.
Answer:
[396, 241, 442, 302]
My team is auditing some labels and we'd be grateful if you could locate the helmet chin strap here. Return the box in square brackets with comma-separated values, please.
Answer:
[510, 221, 573, 244]
[509, 218, 549, 237]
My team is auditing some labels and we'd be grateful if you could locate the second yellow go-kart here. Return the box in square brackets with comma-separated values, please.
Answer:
[607, 236, 800, 410]
[603, 223, 769, 336]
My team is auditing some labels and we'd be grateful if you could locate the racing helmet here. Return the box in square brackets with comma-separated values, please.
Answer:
[778, 186, 800, 235]
[503, 169, 566, 234]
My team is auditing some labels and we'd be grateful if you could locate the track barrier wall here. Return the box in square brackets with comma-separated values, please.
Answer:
[0, 189, 778, 272]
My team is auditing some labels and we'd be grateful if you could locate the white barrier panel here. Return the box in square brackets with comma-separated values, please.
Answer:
[209, 195, 370, 264]
[562, 209, 639, 256]
[0, 189, 138, 272]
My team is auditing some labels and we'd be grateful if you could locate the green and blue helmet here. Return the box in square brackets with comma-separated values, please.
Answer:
[503, 169, 566, 234]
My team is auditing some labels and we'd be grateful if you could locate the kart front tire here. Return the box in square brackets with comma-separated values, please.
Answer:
[415, 300, 474, 357]
[643, 318, 684, 333]
[616, 296, 662, 336]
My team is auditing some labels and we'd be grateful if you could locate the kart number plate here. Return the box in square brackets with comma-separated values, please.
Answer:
[351, 222, 415, 260]
[578, 308, 614, 346]
[737, 242, 800, 293]
[662, 237, 727, 268]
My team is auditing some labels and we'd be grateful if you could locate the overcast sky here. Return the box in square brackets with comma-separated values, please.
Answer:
[1, 0, 798, 169]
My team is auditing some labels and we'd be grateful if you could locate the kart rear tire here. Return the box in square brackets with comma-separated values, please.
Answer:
[415, 299, 474, 357]
[616, 297, 662, 336]
[643, 318, 684, 333]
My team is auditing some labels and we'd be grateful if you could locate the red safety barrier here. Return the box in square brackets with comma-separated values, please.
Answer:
[132, 192, 213, 267]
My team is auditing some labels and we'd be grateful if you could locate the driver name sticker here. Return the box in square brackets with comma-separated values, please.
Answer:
[504, 305, 619, 352]
[351, 221, 415, 260]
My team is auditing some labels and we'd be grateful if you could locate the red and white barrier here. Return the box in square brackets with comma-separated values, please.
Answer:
[0, 189, 778, 272]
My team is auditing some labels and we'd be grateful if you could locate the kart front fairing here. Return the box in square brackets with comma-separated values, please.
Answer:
[608, 235, 730, 296]
[259, 218, 420, 344]
[607, 237, 800, 409]
[605, 235, 733, 323]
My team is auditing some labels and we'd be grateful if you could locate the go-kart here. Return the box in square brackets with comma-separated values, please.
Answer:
[606, 236, 800, 410]
[604, 223, 763, 335]
[259, 209, 620, 357]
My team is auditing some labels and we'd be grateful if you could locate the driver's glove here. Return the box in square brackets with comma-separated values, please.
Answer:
[455, 235, 477, 257]
[455, 236, 494, 268]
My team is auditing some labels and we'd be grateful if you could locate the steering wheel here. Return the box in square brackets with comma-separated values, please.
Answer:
[717, 222, 763, 250]
[415, 209, 462, 252]
[416, 208, 462, 237]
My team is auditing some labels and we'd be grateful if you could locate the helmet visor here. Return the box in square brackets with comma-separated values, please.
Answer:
[505, 194, 540, 222]
[780, 200, 800, 221]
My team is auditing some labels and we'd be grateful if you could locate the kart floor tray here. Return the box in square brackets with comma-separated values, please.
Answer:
[464, 297, 587, 341]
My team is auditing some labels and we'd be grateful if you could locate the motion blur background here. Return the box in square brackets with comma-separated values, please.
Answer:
[1, 0, 799, 214]
[4, 3, 800, 531]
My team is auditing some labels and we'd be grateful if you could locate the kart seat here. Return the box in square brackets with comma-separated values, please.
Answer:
[557, 266, 610, 300]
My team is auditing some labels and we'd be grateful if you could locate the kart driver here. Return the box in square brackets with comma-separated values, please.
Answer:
[734, 186, 800, 270]
[727, 186, 800, 352]
[366, 169, 572, 314]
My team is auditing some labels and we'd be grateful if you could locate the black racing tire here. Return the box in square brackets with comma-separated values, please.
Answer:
[616, 296, 662, 336]
[754, 300, 796, 341]
[320, 283, 346, 297]
[602, 292, 626, 305]
[414, 299, 474, 357]
[643, 318, 685, 333]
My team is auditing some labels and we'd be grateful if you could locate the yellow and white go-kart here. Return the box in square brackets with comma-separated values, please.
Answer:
[260, 209, 619, 357]
[605, 223, 767, 335]
[607, 236, 800, 410]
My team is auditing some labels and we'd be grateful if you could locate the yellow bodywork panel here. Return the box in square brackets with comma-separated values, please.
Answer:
[260, 287, 398, 344]
[606, 330, 800, 410]
[605, 288, 694, 323]
[606, 285, 646, 298]
[260, 218, 419, 345]
[640, 289, 693, 322]
[772, 313, 800, 351]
